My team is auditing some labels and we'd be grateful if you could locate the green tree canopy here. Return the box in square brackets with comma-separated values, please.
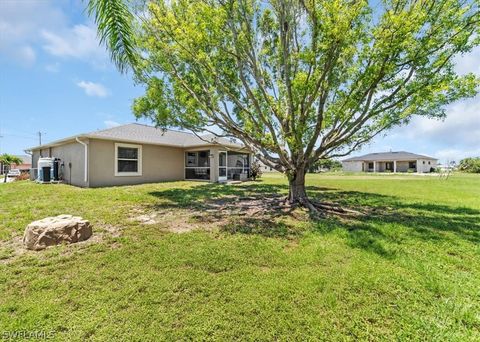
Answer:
[459, 157, 480, 173]
[0, 154, 23, 183]
[0, 154, 22, 167]
[89, 0, 480, 210]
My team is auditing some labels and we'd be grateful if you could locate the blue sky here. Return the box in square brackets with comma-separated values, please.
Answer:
[1, 0, 479, 163]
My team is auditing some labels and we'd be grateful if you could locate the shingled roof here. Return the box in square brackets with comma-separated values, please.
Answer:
[343, 151, 437, 162]
[27, 123, 244, 150]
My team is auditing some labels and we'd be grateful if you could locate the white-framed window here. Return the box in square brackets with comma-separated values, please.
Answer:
[115, 143, 142, 176]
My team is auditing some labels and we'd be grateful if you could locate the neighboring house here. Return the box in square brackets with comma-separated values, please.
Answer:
[0, 154, 32, 174]
[15, 155, 32, 172]
[257, 160, 278, 173]
[26, 123, 252, 187]
[342, 151, 437, 173]
[437, 163, 456, 172]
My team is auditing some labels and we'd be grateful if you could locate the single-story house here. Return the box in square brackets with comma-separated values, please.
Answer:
[342, 151, 437, 173]
[258, 160, 278, 173]
[26, 123, 252, 187]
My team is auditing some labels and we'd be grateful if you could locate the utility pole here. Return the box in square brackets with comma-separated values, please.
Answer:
[38, 131, 45, 146]
[38, 131, 45, 157]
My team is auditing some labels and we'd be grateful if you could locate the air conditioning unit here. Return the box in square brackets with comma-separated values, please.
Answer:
[37, 158, 61, 183]
[38, 158, 54, 183]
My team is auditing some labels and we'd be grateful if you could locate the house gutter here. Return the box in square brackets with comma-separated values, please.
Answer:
[75, 137, 88, 184]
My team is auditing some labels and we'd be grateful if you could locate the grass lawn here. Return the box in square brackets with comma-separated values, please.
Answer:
[0, 173, 479, 340]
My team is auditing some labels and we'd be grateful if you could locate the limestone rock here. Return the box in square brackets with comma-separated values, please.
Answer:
[23, 215, 92, 250]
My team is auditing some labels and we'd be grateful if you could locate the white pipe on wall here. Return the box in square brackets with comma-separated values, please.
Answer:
[75, 137, 88, 183]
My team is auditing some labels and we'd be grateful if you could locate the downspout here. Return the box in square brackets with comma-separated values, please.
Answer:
[75, 137, 88, 184]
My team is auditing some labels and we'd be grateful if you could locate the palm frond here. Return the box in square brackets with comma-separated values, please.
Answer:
[0, 154, 23, 165]
[86, 0, 137, 73]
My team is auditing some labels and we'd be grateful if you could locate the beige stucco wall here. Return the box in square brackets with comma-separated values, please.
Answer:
[88, 139, 185, 187]
[208, 147, 219, 182]
[32, 139, 252, 187]
[38, 148, 51, 158]
[32, 151, 40, 168]
[32, 141, 87, 187]
[52, 141, 88, 187]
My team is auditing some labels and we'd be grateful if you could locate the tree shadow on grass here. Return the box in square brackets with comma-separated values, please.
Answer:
[147, 182, 335, 209]
[310, 189, 480, 257]
[147, 182, 307, 238]
[146, 181, 480, 257]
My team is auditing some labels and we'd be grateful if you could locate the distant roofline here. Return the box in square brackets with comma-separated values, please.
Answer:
[25, 123, 245, 151]
[342, 151, 437, 162]
[93, 122, 196, 137]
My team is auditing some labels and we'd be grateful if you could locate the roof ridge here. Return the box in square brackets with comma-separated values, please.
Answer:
[343, 150, 436, 161]
[86, 123, 133, 135]
[129, 122, 197, 136]
[26, 122, 245, 151]
[87, 123, 196, 137]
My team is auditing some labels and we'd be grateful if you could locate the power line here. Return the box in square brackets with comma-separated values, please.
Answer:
[1, 133, 37, 140]
[4, 129, 37, 137]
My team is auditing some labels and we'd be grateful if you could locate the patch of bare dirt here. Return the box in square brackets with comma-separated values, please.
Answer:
[0, 224, 124, 265]
[130, 209, 219, 233]
[204, 194, 295, 216]
[130, 193, 367, 237]
[129, 194, 307, 236]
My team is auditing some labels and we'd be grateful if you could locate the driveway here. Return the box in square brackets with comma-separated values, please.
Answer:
[1, 176, 14, 183]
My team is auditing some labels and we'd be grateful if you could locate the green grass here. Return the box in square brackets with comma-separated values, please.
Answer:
[0, 173, 479, 340]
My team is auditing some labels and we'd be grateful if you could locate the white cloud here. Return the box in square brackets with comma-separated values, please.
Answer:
[41, 25, 108, 67]
[0, 1, 108, 68]
[0, 0, 65, 66]
[434, 147, 480, 162]
[104, 120, 121, 128]
[454, 46, 480, 76]
[397, 97, 480, 146]
[77, 81, 110, 98]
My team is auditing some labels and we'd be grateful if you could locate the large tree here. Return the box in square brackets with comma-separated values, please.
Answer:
[88, 0, 480, 211]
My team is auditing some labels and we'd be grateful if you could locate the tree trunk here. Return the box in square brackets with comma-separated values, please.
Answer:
[288, 166, 309, 205]
[287, 165, 355, 216]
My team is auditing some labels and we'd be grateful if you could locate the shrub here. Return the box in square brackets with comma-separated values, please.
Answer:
[250, 161, 263, 180]
[308, 159, 342, 173]
[15, 172, 30, 181]
[458, 157, 480, 173]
